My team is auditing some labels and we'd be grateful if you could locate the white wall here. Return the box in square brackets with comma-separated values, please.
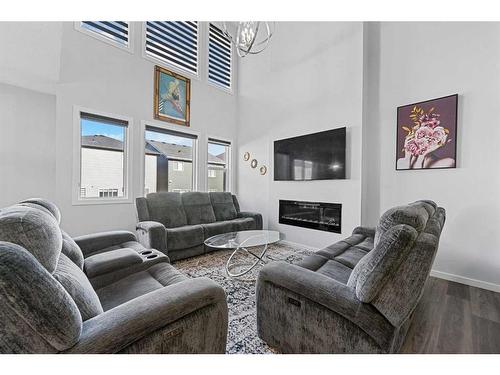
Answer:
[363, 22, 500, 289]
[54, 22, 238, 235]
[237, 22, 365, 248]
[0, 83, 56, 207]
[0, 22, 238, 236]
[0, 22, 62, 94]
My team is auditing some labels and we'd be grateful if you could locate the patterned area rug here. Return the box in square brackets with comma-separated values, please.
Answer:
[174, 242, 314, 354]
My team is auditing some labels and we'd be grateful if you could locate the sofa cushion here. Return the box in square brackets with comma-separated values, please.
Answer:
[61, 231, 84, 269]
[146, 192, 187, 228]
[0, 242, 82, 353]
[348, 224, 418, 303]
[0, 206, 62, 273]
[209, 192, 238, 221]
[230, 217, 256, 231]
[84, 248, 143, 279]
[181, 192, 216, 225]
[96, 263, 188, 311]
[201, 221, 235, 239]
[296, 254, 352, 284]
[166, 225, 204, 251]
[53, 253, 104, 321]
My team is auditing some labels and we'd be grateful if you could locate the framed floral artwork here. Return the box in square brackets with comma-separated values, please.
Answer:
[154, 66, 191, 127]
[396, 94, 458, 170]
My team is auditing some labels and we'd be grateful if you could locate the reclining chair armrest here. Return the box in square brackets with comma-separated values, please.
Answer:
[257, 261, 393, 348]
[352, 226, 376, 238]
[257, 262, 395, 350]
[74, 231, 137, 257]
[136, 221, 167, 253]
[65, 277, 227, 354]
[238, 211, 263, 230]
[258, 261, 362, 317]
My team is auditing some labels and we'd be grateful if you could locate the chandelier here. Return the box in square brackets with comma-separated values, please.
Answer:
[221, 22, 275, 58]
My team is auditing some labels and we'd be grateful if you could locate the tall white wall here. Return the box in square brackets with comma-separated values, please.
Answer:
[363, 22, 500, 289]
[0, 83, 56, 207]
[237, 22, 364, 248]
[0, 22, 237, 236]
[54, 22, 238, 235]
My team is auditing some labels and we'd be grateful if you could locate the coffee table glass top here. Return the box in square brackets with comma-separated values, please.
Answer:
[204, 230, 281, 249]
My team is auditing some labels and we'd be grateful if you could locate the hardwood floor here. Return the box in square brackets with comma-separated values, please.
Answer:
[401, 277, 500, 353]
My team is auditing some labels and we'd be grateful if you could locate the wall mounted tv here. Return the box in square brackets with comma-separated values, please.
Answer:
[274, 127, 346, 181]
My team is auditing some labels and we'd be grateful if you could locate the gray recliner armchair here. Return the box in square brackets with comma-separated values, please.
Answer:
[256, 200, 445, 353]
[0, 199, 228, 354]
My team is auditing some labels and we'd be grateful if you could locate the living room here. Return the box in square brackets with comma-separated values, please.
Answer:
[1, 0, 499, 373]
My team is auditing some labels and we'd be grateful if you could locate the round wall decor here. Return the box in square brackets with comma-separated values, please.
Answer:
[259, 165, 267, 175]
[250, 159, 258, 168]
[243, 152, 250, 161]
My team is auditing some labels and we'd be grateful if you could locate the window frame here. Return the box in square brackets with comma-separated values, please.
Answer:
[74, 21, 134, 53]
[72, 106, 133, 206]
[206, 135, 233, 193]
[142, 21, 201, 80]
[206, 22, 234, 94]
[141, 120, 200, 196]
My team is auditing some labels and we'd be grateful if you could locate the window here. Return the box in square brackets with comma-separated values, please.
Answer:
[77, 111, 129, 202]
[77, 21, 131, 50]
[207, 138, 231, 192]
[99, 189, 119, 198]
[145, 21, 199, 75]
[208, 23, 232, 91]
[172, 161, 184, 171]
[144, 126, 197, 194]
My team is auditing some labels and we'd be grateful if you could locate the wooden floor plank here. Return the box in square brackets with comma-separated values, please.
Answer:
[401, 277, 500, 354]
[470, 286, 500, 323]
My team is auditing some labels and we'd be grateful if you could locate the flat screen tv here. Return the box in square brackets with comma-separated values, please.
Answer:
[274, 127, 346, 181]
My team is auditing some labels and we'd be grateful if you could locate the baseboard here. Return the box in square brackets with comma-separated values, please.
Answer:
[430, 269, 500, 293]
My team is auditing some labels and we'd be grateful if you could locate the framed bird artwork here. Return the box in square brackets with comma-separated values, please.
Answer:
[154, 65, 191, 127]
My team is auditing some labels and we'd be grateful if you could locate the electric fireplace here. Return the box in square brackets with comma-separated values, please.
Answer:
[279, 200, 342, 233]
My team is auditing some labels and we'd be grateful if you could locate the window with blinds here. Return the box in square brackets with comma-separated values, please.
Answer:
[208, 23, 232, 90]
[145, 22, 199, 75]
[79, 21, 130, 48]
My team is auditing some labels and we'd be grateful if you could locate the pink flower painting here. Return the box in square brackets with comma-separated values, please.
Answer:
[396, 94, 457, 170]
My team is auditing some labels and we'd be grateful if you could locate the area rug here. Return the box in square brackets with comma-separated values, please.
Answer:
[174, 242, 314, 354]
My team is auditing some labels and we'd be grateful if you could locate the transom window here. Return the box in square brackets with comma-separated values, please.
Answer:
[208, 23, 232, 91]
[77, 21, 131, 50]
[145, 21, 199, 75]
[144, 126, 197, 194]
[207, 138, 231, 192]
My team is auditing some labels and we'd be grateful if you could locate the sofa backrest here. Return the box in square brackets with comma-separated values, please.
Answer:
[0, 201, 105, 352]
[137, 191, 241, 227]
[347, 200, 445, 327]
[209, 192, 238, 221]
[138, 192, 188, 228]
[181, 192, 216, 225]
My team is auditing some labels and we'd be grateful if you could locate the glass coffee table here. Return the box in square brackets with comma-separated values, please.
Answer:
[204, 230, 281, 278]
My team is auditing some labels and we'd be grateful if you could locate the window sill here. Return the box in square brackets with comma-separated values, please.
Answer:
[72, 198, 134, 206]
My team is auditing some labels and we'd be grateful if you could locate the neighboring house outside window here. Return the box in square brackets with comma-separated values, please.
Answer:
[207, 138, 230, 192]
[144, 126, 197, 194]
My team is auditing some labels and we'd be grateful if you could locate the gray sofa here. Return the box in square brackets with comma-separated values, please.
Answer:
[0, 198, 228, 354]
[136, 192, 263, 261]
[256, 200, 445, 353]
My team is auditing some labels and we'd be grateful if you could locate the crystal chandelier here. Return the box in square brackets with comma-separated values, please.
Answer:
[221, 22, 275, 58]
